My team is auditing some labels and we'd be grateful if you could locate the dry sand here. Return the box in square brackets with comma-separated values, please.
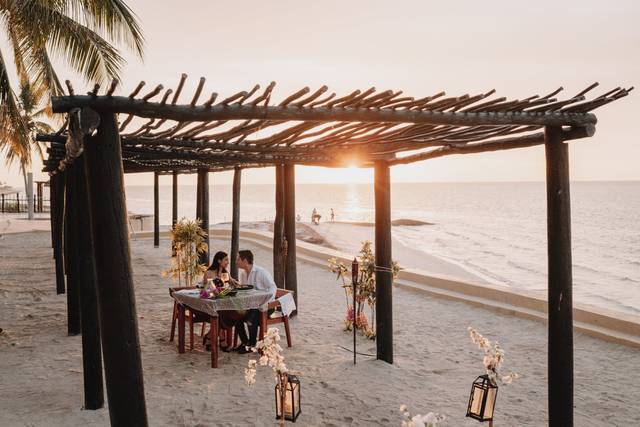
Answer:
[1, 231, 640, 426]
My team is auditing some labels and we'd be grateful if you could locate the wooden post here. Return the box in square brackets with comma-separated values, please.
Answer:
[171, 170, 178, 257]
[283, 164, 297, 309]
[153, 172, 160, 248]
[1, 193, 4, 212]
[36, 182, 42, 212]
[63, 165, 81, 336]
[545, 126, 573, 427]
[230, 167, 242, 278]
[198, 168, 210, 266]
[84, 112, 148, 427]
[51, 174, 66, 294]
[172, 171, 178, 228]
[75, 156, 105, 410]
[374, 161, 393, 364]
[273, 165, 285, 288]
[196, 169, 202, 223]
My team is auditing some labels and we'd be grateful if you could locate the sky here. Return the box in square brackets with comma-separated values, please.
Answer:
[1, 0, 638, 188]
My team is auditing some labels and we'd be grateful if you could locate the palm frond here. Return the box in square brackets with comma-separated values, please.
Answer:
[65, 0, 145, 58]
[12, 1, 125, 84]
[0, 46, 32, 172]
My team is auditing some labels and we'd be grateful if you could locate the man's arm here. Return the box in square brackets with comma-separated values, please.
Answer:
[259, 268, 277, 298]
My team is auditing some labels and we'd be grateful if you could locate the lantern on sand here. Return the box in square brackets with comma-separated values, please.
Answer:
[275, 374, 301, 422]
[466, 374, 498, 423]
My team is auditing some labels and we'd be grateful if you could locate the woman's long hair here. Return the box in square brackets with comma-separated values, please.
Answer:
[208, 251, 228, 272]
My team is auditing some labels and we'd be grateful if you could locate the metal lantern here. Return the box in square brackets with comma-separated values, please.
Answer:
[275, 374, 301, 422]
[352, 258, 359, 283]
[466, 374, 498, 422]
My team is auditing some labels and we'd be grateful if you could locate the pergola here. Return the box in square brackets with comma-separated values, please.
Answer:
[38, 75, 630, 427]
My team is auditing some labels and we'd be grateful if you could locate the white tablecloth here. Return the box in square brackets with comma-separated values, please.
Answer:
[172, 288, 272, 317]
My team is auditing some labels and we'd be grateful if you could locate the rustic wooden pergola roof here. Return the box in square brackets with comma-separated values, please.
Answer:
[39, 76, 632, 174]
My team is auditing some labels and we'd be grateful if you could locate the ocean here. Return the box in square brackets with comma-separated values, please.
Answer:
[125, 181, 640, 316]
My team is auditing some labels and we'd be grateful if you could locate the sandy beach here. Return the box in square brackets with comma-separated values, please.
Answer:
[1, 227, 640, 426]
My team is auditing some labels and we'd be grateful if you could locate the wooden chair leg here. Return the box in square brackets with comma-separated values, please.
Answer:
[170, 301, 178, 342]
[189, 313, 194, 351]
[210, 316, 219, 368]
[259, 311, 267, 342]
[283, 316, 292, 347]
[201, 322, 206, 337]
[178, 305, 185, 354]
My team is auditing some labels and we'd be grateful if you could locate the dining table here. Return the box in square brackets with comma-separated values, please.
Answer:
[171, 287, 273, 368]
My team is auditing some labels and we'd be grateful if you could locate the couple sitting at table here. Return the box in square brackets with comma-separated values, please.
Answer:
[203, 249, 277, 354]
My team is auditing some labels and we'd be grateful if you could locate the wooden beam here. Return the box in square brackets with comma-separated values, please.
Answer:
[74, 156, 105, 410]
[390, 125, 595, 166]
[273, 165, 285, 288]
[154, 172, 160, 247]
[63, 164, 81, 336]
[198, 169, 210, 266]
[374, 161, 393, 364]
[230, 167, 241, 278]
[283, 164, 298, 310]
[51, 95, 598, 127]
[84, 112, 148, 426]
[545, 126, 573, 427]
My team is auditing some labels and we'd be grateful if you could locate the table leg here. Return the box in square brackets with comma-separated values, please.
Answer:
[178, 304, 185, 354]
[210, 316, 219, 368]
[259, 310, 267, 342]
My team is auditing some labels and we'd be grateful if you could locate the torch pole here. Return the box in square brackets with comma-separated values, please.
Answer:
[352, 258, 358, 365]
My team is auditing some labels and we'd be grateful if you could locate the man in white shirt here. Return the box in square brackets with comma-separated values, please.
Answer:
[235, 250, 277, 352]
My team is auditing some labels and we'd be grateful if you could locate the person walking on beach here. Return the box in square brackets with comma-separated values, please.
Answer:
[330, 208, 335, 222]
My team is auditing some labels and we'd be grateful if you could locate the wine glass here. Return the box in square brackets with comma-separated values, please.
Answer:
[220, 272, 230, 286]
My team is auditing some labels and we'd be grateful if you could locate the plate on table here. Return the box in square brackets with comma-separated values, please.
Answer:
[235, 285, 254, 291]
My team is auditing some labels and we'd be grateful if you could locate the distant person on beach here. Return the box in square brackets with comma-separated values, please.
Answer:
[311, 208, 321, 225]
[296, 214, 301, 222]
[330, 208, 335, 222]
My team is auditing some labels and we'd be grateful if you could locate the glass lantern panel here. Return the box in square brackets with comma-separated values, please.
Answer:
[470, 386, 484, 416]
[484, 387, 497, 419]
[284, 382, 294, 417]
[276, 387, 283, 417]
[292, 382, 300, 415]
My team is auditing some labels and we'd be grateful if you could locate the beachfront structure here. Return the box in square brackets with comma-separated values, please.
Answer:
[38, 77, 630, 427]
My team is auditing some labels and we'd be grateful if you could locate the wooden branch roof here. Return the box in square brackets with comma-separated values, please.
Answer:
[39, 75, 632, 174]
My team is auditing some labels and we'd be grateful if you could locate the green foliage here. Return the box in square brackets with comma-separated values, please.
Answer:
[0, 0, 144, 172]
[163, 218, 208, 287]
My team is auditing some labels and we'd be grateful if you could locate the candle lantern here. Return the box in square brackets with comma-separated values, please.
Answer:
[351, 258, 359, 283]
[275, 374, 301, 422]
[466, 374, 498, 422]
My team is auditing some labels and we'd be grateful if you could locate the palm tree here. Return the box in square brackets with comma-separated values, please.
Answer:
[0, 0, 144, 174]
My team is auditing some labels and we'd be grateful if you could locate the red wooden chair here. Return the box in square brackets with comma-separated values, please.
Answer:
[169, 287, 209, 350]
[261, 288, 294, 347]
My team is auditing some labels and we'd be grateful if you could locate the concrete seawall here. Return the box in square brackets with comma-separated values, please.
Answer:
[136, 227, 640, 349]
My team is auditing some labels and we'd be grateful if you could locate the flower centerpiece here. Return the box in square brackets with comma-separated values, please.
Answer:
[328, 241, 399, 339]
[162, 217, 208, 287]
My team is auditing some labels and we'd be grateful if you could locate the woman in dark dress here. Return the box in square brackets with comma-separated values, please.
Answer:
[202, 251, 244, 351]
